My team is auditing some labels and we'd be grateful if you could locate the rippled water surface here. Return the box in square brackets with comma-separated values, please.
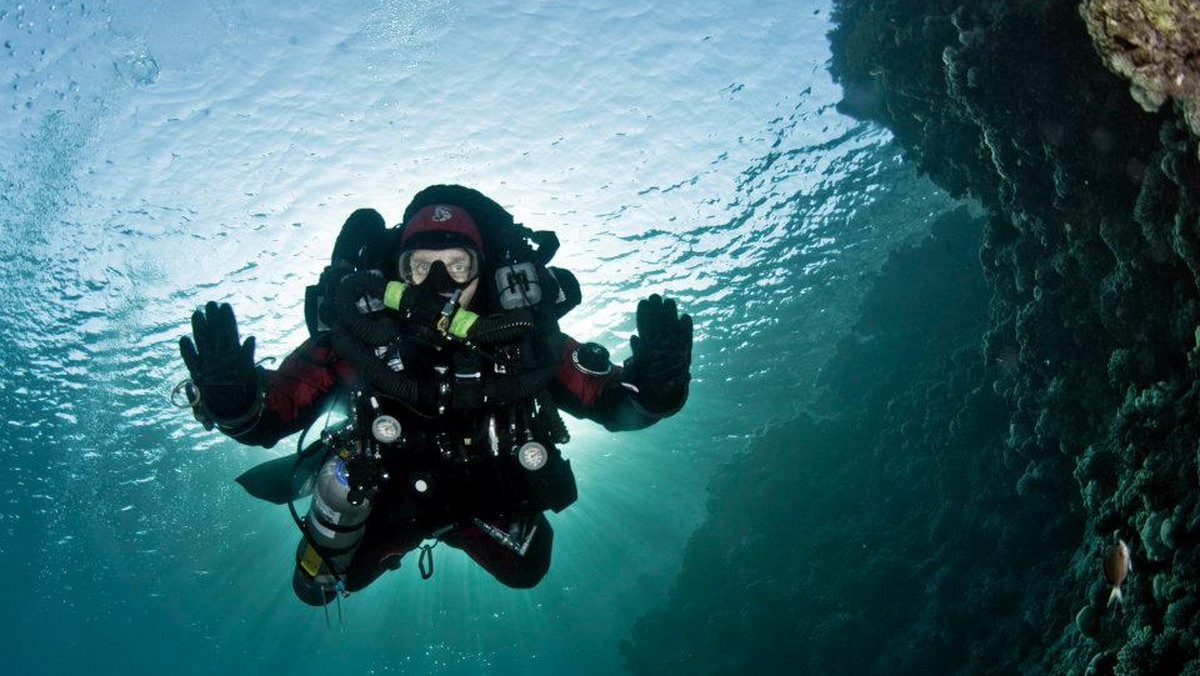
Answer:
[2, 1, 963, 674]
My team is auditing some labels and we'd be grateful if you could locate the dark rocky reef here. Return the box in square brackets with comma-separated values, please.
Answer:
[625, 1, 1200, 674]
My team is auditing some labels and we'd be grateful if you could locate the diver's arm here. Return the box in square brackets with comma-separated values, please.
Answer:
[217, 336, 350, 448]
[182, 325, 349, 449]
[550, 293, 692, 431]
[550, 336, 687, 432]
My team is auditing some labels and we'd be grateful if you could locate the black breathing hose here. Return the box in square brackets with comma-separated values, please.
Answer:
[330, 325, 435, 406]
[469, 310, 535, 344]
[331, 271, 397, 346]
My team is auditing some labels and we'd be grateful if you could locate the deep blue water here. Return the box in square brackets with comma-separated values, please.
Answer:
[1, 2, 966, 674]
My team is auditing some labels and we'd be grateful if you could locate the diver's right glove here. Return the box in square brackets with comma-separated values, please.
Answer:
[179, 301, 261, 424]
[383, 280, 534, 345]
[624, 293, 693, 414]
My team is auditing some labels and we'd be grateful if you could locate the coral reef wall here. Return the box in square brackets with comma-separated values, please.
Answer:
[828, 0, 1200, 672]
[624, 1, 1200, 674]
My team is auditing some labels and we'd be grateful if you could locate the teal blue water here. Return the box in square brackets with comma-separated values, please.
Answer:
[1, 1, 963, 674]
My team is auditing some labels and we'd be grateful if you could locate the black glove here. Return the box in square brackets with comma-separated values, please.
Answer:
[625, 293, 693, 413]
[395, 278, 533, 345]
[179, 301, 259, 421]
[398, 279, 449, 321]
[395, 280, 454, 343]
[307, 209, 388, 335]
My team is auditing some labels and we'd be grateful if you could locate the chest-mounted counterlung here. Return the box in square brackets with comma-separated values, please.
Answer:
[493, 229, 566, 313]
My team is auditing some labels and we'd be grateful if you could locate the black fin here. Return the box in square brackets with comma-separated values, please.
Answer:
[235, 452, 325, 505]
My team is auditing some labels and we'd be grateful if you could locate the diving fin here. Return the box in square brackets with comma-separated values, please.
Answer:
[235, 451, 325, 505]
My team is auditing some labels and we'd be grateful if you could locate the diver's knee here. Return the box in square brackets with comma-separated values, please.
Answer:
[500, 523, 553, 589]
[500, 567, 548, 589]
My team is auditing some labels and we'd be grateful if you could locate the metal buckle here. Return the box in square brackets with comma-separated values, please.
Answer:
[437, 289, 463, 336]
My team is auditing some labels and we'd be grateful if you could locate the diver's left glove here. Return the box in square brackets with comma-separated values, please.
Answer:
[624, 293, 693, 415]
[179, 301, 261, 425]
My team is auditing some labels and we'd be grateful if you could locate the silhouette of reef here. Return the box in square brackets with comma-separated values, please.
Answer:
[623, 1, 1200, 674]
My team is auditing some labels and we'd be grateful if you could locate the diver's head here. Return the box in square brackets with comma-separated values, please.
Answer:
[397, 204, 483, 308]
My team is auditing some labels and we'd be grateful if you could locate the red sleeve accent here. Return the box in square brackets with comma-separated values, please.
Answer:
[555, 336, 615, 407]
[264, 340, 355, 424]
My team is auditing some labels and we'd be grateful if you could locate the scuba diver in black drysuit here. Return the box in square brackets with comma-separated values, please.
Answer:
[177, 185, 692, 605]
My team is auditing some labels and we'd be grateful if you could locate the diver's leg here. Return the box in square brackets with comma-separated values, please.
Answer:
[342, 523, 423, 593]
[443, 513, 554, 589]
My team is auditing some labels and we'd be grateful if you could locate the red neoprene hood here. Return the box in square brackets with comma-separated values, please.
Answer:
[399, 204, 484, 252]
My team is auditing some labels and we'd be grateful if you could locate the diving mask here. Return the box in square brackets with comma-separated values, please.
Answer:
[398, 247, 480, 289]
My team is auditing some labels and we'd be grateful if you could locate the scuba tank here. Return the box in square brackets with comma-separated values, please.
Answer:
[293, 444, 377, 605]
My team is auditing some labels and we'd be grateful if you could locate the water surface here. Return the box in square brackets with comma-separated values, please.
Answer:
[1, 1, 963, 673]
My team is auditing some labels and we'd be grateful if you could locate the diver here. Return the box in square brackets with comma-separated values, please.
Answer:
[177, 185, 692, 605]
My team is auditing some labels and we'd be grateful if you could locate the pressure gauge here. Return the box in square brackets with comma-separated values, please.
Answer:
[517, 442, 548, 471]
[371, 415, 402, 443]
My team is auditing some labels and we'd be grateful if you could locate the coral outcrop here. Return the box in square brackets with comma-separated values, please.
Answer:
[823, 0, 1200, 669]
[1082, 0, 1200, 141]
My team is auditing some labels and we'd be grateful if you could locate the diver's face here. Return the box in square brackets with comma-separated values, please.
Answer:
[406, 248, 475, 283]
[401, 247, 480, 308]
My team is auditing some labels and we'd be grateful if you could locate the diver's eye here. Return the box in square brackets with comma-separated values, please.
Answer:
[412, 261, 431, 276]
[450, 262, 468, 274]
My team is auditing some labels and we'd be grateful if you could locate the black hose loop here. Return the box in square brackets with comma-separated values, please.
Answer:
[477, 363, 557, 406]
[330, 326, 435, 406]
[470, 319, 532, 344]
[331, 271, 397, 347]
[468, 310, 534, 344]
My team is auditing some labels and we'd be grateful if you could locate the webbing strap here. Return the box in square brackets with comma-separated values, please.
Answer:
[418, 542, 437, 580]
